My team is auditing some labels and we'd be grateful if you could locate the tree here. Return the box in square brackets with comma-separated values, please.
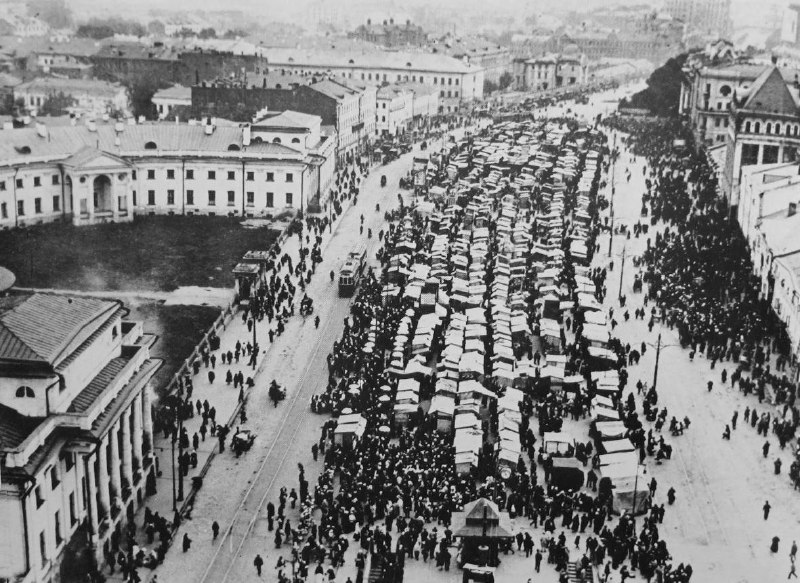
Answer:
[124, 73, 170, 120]
[27, 0, 72, 28]
[483, 79, 498, 94]
[76, 17, 146, 39]
[498, 71, 514, 90]
[198, 27, 217, 39]
[626, 53, 689, 117]
[39, 91, 76, 116]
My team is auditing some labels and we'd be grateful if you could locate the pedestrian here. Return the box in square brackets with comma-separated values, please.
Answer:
[315, 315, 321, 328]
[792, 540, 798, 562]
[764, 441, 771, 458]
[182, 533, 192, 552]
[212, 521, 219, 540]
[790, 563, 798, 579]
[208, 370, 215, 384]
[254, 554, 264, 576]
[764, 501, 772, 520]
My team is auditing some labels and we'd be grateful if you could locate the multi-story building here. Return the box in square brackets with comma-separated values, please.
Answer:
[192, 79, 376, 167]
[0, 293, 161, 583]
[664, 0, 732, 39]
[152, 85, 192, 120]
[255, 47, 484, 113]
[350, 18, 427, 47]
[512, 53, 587, 92]
[401, 83, 440, 122]
[0, 116, 336, 230]
[15, 77, 129, 117]
[432, 36, 512, 85]
[722, 65, 800, 209]
[376, 85, 413, 137]
[679, 62, 767, 146]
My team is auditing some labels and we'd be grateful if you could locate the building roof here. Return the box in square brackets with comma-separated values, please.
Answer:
[35, 38, 102, 58]
[94, 42, 180, 62]
[261, 47, 477, 74]
[253, 110, 320, 130]
[0, 403, 44, 451]
[741, 66, 800, 115]
[16, 76, 124, 98]
[310, 79, 359, 101]
[0, 72, 21, 87]
[153, 84, 192, 101]
[0, 123, 306, 166]
[0, 294, 118, 365]
[67, 356, 129, 413]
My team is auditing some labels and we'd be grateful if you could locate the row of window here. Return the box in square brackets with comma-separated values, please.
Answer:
[0, 174, 60, 191]
[0, 196, 61, 219]
[35, 454, 78, 568]
[144, 169, 294, 183]
[743, 120, 800, 137]
[142, 190, 292, 208]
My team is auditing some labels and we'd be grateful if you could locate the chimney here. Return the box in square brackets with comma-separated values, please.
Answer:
[790, 202, 798, 217]
[243, 125, 251, 146]
[87, 120, 97, 132]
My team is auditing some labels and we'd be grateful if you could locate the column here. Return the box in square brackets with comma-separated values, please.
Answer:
[142, 384, 154, 455]
[85, 453, 99, 535]
[96, 438, 111, 518]
[131, 395, 143, 472]
[108, 421, 121, 501]
[120, 409, 134, 494]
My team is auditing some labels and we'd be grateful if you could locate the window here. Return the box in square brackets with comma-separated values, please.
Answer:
[132, 170, 137, 180]
[16, 178, 23, 188]
[447, 91, 452, 98]
[714, 117, 721, 127]
[54, 511, 62, 546]
[291, 138, 300, 144]
[755, 122, 761, 133]
[1, 202, 6, 219]
[52, 196, 60, 212]
[266, 172, 274, 182]
[745, 121, 751, 133]
[186, 190, 194, 205]
[420, 76, 424, 83]
[69, 493, 76, 525]
[40, 532, 46, 566]
[227, 191, 235, 206]
[246, 191, 254, 206]
[266, 192, 274, 207]
[144, 141, 157, 150]
[455, 78, 459, 85]
[0, 180, 5, 190]
[186, 169, 194, 180]
[17, 200, 24, 216]
[167, 169, 175, 179]
[208, 190, 216, 205]
[35, 485, 44, 507]
[285, 173, 293, 183]
[167, 190, 175, 205]
[454, 91, 459, 98]
[16, 386, 35, 397]
[33, 176, 41, 187]
[741, 143, 759, 166]
[132, 191, 136, 206]
[208, 170, 216, 180]
[763, 145, 779, 164]
[440, 90, 445, 97]
[227, 171, 235, 180]
[50, 466, 60, 489]
[246, 171, 254, 181]
[286, 192, 293, 206]
[34, 198, 41, 214]
[448, 78, 452, 85]
[147, 191, 155, 206]
[147, 169, 155, 180]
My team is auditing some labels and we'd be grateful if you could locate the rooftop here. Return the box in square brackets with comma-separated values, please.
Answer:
[153, 84, 192, 101]
[253, 110, 320, 129]
[0, 294, 119, 366]
[16, 76, 125, 97]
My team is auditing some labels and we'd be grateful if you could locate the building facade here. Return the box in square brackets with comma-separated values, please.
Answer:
[0, 117, 335, 230]
[513, 53, 587, 92]
[15, 78, 129, 117]
[376, 85, 413, 136]
[350, 18, 427, 47]
[664, 0, 732, 39]
[0, 293, 161, 583]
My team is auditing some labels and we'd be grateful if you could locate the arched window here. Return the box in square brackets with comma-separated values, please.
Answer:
[16, 386, 34, 398]
[776, 123, 781, 135]
[144, 141, 157, 150]
[291, 137, 300, 144]
[755, 122, 761, 133]
[272, 137, 282, 144]
[745, 121, 751, 133]
[766, 123, 772, 134]
[227, 144, 240, 151]
[787, 125, 792, 136]
[253, 136, 263, 144]
[719, 84, 732, 97]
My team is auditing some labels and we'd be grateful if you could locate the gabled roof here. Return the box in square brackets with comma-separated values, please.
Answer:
[252, 110, 320, 130]
[62, 146, 131, 170]
[0, 294, 118, 365]
[741, 66, 799, 115]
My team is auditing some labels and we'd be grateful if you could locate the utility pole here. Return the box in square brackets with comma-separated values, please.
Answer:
[652, 332, 662, 392]
[607, 132, 617, 258]
[618, 244, 626, 300]
[177, 409, 184, 502]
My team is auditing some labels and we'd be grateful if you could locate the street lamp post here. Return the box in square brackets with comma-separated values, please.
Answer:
[608, 134, 616, 258]
[618, 243, 626, 301]
[176, 407, 184, 503]
[652, 332, 662, 393]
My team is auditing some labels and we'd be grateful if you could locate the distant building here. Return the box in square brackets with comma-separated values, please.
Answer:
[350, 18, 427, 47]
[31, 39, 99, 80]
[0, 13, 49, 37]
[14, 77, 129, 117]
[431, 36, 512, 85]
[0, 293, 161, 583]
[512, 53, 587, 92]
[664, 0, 732, 40]
[152, 85, 192, 120]
[376, 84, 413, 136]
[255, 47, 483, 113]
[781, 5, 800, 47]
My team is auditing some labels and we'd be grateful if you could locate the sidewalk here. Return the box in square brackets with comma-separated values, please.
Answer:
[104, 165, 364, 580]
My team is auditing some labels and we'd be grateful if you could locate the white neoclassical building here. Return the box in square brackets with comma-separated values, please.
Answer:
[0, 293, 161, 583]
